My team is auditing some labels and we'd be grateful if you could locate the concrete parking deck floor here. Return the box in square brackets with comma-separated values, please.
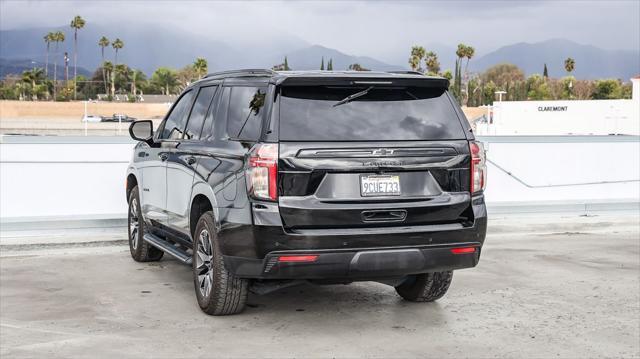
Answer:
[1, 214, 639, 358]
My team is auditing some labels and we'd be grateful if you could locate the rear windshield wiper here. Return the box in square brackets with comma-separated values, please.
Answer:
[333, 86, 373, 107]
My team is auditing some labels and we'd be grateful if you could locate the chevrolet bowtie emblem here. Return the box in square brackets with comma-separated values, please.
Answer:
[372, 148, 394, 156]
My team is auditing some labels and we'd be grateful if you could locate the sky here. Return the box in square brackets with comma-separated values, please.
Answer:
[1, 0, 639, 65]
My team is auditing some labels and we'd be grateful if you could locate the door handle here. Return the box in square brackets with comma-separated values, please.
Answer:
[187, 156, 196, 165]
[159, 153, 168, 161]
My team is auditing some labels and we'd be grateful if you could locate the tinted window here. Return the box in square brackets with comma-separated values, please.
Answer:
[199, 87, 224, 141]
[184, 86, 217, 140]
[227, 86, 267, 141]
[279, 86, 465, 141]
[159, 90, 194, 140]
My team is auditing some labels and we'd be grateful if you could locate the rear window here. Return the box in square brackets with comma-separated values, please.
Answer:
[279, 86, 466, 141]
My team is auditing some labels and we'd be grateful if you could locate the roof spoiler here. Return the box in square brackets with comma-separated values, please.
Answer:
[277, 76, 449, 88]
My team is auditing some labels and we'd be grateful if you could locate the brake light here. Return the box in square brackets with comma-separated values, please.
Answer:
[470, 141, 487, 193]
[451, 247, 476, 254]
[278, 255, 318, 263]
[248, 143, 278, 201]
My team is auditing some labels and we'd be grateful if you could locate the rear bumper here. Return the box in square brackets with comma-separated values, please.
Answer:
[221, 195, 487, 279]
[224, 243, 481, 280]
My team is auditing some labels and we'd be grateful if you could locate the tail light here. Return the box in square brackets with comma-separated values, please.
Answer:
[248, 143, 278, 201]
[470, 141, 487, 193]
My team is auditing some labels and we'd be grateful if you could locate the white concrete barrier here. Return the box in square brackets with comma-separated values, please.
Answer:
[0, 137, 134, 221]
[1, 135, 638, 224]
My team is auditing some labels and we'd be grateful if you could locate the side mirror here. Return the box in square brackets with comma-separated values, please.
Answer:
[129, 120, 154, 145]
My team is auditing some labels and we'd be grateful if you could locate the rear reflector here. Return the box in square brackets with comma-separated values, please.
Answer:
[277, 255, 319, 263]
[451, 247, 476, 255]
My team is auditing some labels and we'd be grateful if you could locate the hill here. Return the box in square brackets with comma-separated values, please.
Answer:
[471, 39, 639, 80]
[0, 58, 91, 79]
[274, 45, 402, 71]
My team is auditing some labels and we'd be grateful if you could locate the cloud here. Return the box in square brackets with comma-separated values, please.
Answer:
[1, 0, 638, 65]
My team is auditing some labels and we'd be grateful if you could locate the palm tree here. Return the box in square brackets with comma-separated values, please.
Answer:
[98, 36, 110, 94]
[409, 46, 426, 72]
[22, 68, 45, 100]
[425, 51, 440, 75]
[453, 44, 467, 101]
[463, 45, 475, 106]
[111, 38, 124, 97]
[564, 57, 575, 74]
[151, 67, 177, 95]
[193, 57, 208, 79]
[131, 69, 146, 98]
[70, 15, 86, 99]
[103, 61, 113, 98]
[463, 45, 475, 73]
[43, 32, 54, 77]
[52, 31, 65, 99]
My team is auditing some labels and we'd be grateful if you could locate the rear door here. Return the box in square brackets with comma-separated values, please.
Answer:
[276, 83, 473, 230]
[165, 85, 219, 235]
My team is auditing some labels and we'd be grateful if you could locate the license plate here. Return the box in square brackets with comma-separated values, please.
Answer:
[360, 175, 401, 197]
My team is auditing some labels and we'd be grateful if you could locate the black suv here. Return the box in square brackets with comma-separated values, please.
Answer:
[126, 69, 487, 315]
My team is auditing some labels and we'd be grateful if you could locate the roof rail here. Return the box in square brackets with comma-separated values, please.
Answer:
[203, 69, 275, 79]
[387, 71, 424, 76]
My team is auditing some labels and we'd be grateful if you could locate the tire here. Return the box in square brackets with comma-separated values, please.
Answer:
[395, 271, 453, 302]
[127, 186, 164, 262]
[192, 211, 248, 315]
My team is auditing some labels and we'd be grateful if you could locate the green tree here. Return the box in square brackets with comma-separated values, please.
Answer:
[176, 65, 198, 91]
[43, 32, 54, 77]
[70, 15, 85, 99]
[408, 45, 426, 72]
[131, 69, 147, 97]
[151, 67, 178, 95]
[52, 31, 65, 99]
[111, 38, 124, 96]
[320, 57, 325, 70]
[480, 63, 526, 101]
[564, 57, 575, 74]
[591, 79, 622, 99]
[21, 68, 46, 100]
[425, 51, 440, 75]
[102, 61, 113, 99]
[453, 44, 467, 103]
[442, 69, 453, 82]
[327, 58, 333, 71]
[463, 45, 476, 105]
[347, 63, 369, 71]
[543, 63, 548, 78]
[98, 36, 110, 94]
[284, 56, 290, 70]
[193, 57, 208, 79]
[526, 74, 551, 100]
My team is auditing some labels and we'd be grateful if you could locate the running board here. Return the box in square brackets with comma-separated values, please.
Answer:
[143, 233, 192, 265]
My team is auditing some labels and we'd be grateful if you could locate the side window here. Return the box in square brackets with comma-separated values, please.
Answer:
[200, 86, 226, 141]
[226, 86, 267, 141]
[159, 90, 195, 140]
[184, 86, 218, 140]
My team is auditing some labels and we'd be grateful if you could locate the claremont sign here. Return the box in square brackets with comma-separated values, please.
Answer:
[538, 106, 568, 112]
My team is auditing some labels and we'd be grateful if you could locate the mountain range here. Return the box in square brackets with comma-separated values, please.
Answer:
[0, 24, 638, 80]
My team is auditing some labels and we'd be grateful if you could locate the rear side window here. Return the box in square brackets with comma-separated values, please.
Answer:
[226, 86, 267, 141]
[279, 86, 465, 141]
[184, 86, 218, 140]
[159, 90, 195, 140]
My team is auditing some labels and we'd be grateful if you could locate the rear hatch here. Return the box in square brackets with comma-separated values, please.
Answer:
[275, 79, 473, 230]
